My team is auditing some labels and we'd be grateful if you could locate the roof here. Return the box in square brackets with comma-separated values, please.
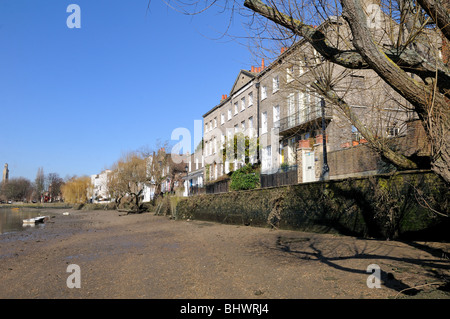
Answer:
[203, 70, 256, 118]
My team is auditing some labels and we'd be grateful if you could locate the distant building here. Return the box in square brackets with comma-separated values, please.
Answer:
[90, 169, 112, 202]
[183, 150, 205, 196]
[142, 151, 189, 202]
[2, 163, 9, 183]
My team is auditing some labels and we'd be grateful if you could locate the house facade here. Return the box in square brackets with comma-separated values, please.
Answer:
[201, 13, 425, 185]
[202, 66, 262, 182]
[90, 169, 112, 202]
[183, 150, 205, 196]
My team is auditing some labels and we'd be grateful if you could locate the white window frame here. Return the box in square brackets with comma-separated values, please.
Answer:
[287, 66, 294, 83]
[262, 111, 268, 134]
[248, 92, 253, 106]
[299, 58, 305, 76]
[273, 105, 280, 126]
[273, 75, 279, 93]
[261, 85, 267, 100]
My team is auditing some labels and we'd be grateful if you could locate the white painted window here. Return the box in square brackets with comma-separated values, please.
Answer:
[273, 105, 280, 127]
[288, 93, 295, 127]
[287, 66, 294, 82]
[241, 97, 246, 111]
[299, 59, 305, 76]
[248, 92, 253, 106]
[262, 145, 272, 172]
[261, 85, 267, 100]
[234, 102, 239, 115]
[262, 111, 268, 134]
[228, 109, 232, 121]
[273, 75, 279, 93]
[298, 91, 307, 123]
[221, 113, 225, 125]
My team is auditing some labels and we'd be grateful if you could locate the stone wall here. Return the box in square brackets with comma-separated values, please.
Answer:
[176, 171, 449, 240]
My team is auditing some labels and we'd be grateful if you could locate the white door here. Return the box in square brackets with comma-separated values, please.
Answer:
[302, 151, 315, 183]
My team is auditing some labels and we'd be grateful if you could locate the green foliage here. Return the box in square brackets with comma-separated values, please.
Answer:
[205, 164, 210, 183]
[230, 163, 260, 191]
[281, 162, 289, 172]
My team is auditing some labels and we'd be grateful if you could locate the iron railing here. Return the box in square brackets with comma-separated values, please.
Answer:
[275, 104, 332, 133]
[261, 166, 298, 188]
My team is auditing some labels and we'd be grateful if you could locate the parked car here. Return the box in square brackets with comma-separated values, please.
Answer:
[7, 200, 12, 204]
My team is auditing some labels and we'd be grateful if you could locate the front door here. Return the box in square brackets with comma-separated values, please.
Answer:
[302, 151, 315, 183]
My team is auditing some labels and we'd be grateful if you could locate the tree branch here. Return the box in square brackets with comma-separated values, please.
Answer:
[315, 84, 420, 170]
[243, 0, 450, 96]
[417, 0, 450, 42]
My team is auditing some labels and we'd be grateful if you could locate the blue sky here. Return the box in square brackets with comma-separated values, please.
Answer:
[0, 0, 257, 181]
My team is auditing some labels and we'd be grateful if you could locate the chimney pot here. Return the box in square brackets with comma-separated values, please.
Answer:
[261, 58, 265, 69]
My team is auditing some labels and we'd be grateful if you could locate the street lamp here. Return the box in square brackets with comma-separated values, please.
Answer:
[185, 164, 189, 197]
[320, 98, 329, 181]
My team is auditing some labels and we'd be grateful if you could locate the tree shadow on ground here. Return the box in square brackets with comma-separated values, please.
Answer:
[273, 235, 449, 297]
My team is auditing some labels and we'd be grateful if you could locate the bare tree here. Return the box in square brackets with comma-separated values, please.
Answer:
[46, 173, 64, 202]
[34, 167, 45, 202]
[108, 151, 147, 212]
[0, 177, 33, 201]
[140, 142, 173, 201]
[242, 0, 449, 183]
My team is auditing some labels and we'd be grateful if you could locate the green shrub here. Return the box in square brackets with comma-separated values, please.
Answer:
[230, 163, 260, 191]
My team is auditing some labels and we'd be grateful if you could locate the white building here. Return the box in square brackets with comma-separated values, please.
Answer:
[90, 169, 111, 202]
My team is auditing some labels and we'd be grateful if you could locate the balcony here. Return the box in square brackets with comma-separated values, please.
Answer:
[274, 104, 332, 136]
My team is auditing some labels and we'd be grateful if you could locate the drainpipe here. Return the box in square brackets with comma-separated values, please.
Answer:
[255, 82, 260, 163]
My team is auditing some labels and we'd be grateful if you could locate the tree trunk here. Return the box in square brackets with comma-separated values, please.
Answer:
[340, 0, 450, 183]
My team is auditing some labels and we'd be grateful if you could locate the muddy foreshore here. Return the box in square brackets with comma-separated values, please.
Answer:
[0, 208, 448, 299]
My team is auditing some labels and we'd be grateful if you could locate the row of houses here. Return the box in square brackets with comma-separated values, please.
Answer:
[183, 9, 439, 195]
[91, 5, 441, 201]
